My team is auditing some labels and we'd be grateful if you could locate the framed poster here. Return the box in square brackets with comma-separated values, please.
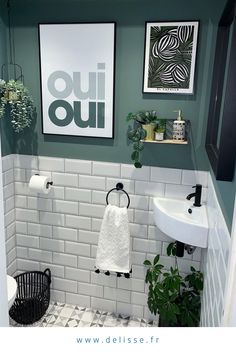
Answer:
[38, 23, 116, 138]
[143, 21, 199, 94]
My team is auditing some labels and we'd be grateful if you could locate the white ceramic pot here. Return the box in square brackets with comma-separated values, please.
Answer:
[155, 132, 164, 141]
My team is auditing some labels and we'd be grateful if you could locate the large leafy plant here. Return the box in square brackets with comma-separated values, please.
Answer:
[0, 79, 34, 132]
[127, 110, 158, 168]
[143, 242, 203, 327]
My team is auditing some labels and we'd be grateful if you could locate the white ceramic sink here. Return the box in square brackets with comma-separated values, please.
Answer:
[153, 197, 208, 248]
[7, 275, 17, 309]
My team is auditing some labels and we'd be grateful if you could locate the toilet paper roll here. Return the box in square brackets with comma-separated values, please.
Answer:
[29, 175, 52, 194]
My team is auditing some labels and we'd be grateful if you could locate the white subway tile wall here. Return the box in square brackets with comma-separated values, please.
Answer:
[2, 155, 16, 275]
[1, 154, 229, 325]
[200, 176, 230, 327]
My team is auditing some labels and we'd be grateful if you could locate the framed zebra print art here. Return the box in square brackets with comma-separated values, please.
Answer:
[143, 21, 199, 94]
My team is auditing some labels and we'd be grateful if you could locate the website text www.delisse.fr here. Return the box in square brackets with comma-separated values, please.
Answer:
[76, 335, 159, 345]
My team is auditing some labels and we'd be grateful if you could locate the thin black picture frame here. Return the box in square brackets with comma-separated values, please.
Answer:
[205, 0, 236, 181]
[38, 22, 116, 139]
[142, 21, 199, 94]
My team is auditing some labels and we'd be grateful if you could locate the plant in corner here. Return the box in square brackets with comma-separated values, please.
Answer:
[127, 110, 158, 168]
[143, 242, 203, 327]
[0, 79, 34, 132]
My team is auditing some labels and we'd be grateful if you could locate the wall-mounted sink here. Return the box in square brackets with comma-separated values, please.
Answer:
[153, 197, 208, 248]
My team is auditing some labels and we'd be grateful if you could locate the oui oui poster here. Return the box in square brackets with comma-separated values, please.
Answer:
[39, 23, 116, 138]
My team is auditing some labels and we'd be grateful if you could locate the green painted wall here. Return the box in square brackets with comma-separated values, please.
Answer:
[0, 1, 15, 155]
[9, 0, 224, 170]
[0, 6, 6, 75]
[211, 165, 236, 231]
[1, 0, 235, 231]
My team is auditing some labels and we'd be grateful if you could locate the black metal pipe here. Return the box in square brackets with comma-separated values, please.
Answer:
[176, 241, 185, 257]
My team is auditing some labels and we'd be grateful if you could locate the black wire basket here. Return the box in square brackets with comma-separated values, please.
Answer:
[9, 268, 51, 325]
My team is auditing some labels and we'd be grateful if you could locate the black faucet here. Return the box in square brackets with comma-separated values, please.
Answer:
[186, 184, 202, 207]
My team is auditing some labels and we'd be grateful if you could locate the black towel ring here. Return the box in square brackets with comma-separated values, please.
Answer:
[106, 183, 130, 209]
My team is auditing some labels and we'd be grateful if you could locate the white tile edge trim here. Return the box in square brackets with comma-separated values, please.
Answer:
[207, 175, 231, 242]
[222, 195, 236, 326]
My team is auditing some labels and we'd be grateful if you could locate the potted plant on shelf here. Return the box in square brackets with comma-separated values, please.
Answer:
[0, 79, 34, 132]
[141, 111, 158, 140]
[143, 242, 203, 327]
[154, 119, 166, 141]
[127, 110, 158, 168]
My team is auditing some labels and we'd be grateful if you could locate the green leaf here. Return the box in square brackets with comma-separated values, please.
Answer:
[147, 298, 154, 313]
[131, 150, 139, 161]
[167, 242, 176, 256]
[153, 254, 160, 265]
[154, 264, 164, 271]
[143, 240, 203, 327]
[134, 161, 142, 168]
[172, 303, 181, 315]
[126, 112, 133, 121]
[166, 243, 172, 256]
[133, 141, 144, 151]
[163, 272, 170, 277]
[127, 130, 136, 139]
[145, 269, 152, 284]
[143, 260, 152, 266]
[140, 128, 147, 140]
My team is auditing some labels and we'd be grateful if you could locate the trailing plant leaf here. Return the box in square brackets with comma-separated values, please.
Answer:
[128, 129, 142, 142]
[131, 150, 139, 161]
[134, 161, 142, 168]
[126, 110, 158, 168]
[133, 141, 144, 152]
[126, 112, 135, 121]
[127, 129, 137, 140]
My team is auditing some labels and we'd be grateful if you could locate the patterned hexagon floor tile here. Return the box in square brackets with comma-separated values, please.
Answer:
[10, 301, 158, 328]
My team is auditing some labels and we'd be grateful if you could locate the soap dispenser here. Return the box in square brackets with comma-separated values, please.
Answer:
[173, 110, 185, 141]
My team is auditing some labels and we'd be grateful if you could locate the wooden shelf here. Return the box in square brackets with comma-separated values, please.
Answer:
[141, 139, 188, 145]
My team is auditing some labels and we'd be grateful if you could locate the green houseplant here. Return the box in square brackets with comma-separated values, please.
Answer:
[143, 242, 203, 327]
[0, 79, 34, 132]
[127, 110, 158, 168]
[154, 119, 166, 141]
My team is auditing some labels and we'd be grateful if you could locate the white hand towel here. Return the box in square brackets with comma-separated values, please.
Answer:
[95, 204, 131, 273]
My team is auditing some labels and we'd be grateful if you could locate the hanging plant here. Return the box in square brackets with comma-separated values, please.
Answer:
[127, 110, 158, 168]
[0, 79, 34, 132]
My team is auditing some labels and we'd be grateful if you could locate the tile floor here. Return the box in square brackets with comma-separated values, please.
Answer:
[10, 301, 159, 327]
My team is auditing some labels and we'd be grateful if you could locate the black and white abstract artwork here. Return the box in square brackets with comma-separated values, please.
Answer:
[143, 21, 199, 94]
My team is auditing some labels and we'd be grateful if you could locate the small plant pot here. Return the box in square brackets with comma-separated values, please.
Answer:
[142, 124, 155, 140]
[155, 132, 164, 141]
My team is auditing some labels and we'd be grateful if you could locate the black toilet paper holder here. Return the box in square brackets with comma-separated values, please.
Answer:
[34, 173, 53, 189]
